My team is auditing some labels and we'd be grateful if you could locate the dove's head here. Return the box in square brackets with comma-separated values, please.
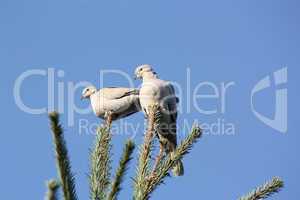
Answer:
[134, 64, 156, 80]
[81, 86, 97, 99]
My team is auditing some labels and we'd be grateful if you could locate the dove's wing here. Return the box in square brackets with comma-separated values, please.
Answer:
[165, 82, 178, 123]
[99, 87, 139, 100]
[90, 87, 140, 120]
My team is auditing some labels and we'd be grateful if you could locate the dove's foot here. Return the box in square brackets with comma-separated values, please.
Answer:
[146, 173, 157, 182]
[104, 110, 113, 118]
[104, 111, 113, 128]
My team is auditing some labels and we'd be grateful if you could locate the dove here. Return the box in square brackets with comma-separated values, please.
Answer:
[134, 64, 184, 176]
[81, 85, 141, 121]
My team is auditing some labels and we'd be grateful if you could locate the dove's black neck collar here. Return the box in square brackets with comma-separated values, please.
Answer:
[142, 71, 158, 80]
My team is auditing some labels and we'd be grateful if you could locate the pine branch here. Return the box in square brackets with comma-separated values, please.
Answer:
[238, 177, 284, 200]
[49, 112, 78, 200]
[107, 140, 135, 200]
[90, 125, 112, 200]
[47, 111, 284, 200]
[133, 105, 159, 200]
[45, 179, 60, 200]
[140, 126, 203, 200]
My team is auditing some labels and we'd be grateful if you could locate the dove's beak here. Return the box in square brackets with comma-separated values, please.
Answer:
[80, 96, 85, 100]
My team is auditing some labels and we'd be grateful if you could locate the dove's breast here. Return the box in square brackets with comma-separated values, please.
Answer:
[90, 94, 106, 118]
[139, 79, 165, 115]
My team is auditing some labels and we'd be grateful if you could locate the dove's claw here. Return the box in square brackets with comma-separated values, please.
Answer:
[104, 111, 113, 127]
[104, 111, 113, 118]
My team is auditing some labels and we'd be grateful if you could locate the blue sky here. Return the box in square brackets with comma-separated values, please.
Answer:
[0, 0, 299, 199]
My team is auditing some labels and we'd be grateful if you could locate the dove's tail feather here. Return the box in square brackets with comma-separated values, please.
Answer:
[169, 149, 184, 176]
[172, 159, 184, 176]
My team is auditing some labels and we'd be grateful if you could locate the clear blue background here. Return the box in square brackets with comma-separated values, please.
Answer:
[0, 0, 299, 199]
